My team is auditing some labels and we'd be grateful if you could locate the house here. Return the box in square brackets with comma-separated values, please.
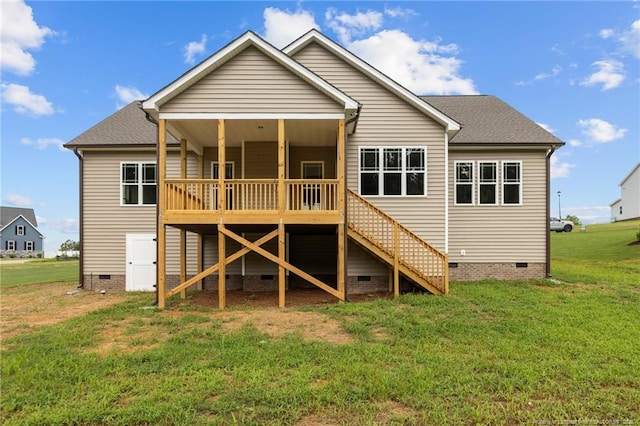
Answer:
[64, 30, 563, 307]
[0, 206, 44, 257]
[610, 163, 640, 222]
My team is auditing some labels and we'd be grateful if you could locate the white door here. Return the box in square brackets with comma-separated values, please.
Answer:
[126, 234, 156, 291]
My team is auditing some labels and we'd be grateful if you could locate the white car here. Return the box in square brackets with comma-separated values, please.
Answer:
[550, 217, 573, 232]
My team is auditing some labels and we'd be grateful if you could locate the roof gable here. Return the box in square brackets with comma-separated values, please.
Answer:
[284, 30, 460, 135]
[619, 163, 640, 187]
[0, 207, 38, 227]
[143, 31, 358, 117]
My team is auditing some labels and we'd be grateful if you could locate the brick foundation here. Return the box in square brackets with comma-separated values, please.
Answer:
[449, 262, 546, 281]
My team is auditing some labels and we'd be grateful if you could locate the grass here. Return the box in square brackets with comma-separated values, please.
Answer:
[1, 222, 639, 424]
[0, 258, 79, 288]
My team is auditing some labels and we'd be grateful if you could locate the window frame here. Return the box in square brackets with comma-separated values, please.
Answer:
[301, 161, 324, 179]
[211, 161, 235, 179]
[16, 225, 25, 236]
[25, 241, 34, 251]
[358, 146, 427, 197]
[6, 240, 16, 251]
[502, 161, 523, 205]
[454, 161, 474, 205]
[478, 161, 498, 206]
[120, 162, 157, 206]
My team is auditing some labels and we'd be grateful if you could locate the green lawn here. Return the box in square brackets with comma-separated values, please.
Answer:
[0, 259, 79, 288]
[1, 224, 639, 425]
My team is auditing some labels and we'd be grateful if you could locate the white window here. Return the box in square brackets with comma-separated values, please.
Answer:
[16, 225, 25, 235]
[25, 241, 34, 251]
[455, 161, 474, 205]
[211, 162, 234, 179]
[121, 163, 156, 205]
[502, 161, 522, 205]
[6, 241, 16, 251]
[478, 162, 498, 205]
[359, 147, 426, 196]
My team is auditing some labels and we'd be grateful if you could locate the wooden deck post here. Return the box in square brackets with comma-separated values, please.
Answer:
[157, 119, 167, 309]
[217, 120, 226, 309]
[337, 119, 346, 301]
[393, 221, 400, 298]
[196, 154, 204, 291]
[180, 139, 187, 299]
[278, 119, 286, 307]
[278, 222, 285, 308]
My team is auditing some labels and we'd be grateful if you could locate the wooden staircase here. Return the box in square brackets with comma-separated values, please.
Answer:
[347, 190, 448, 295]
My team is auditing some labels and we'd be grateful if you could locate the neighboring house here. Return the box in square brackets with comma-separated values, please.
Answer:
[65, 30, 563, 306]
[0, 206, 44, 257]
[610, 163, 640, 222]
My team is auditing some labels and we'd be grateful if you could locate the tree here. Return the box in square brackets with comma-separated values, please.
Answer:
[59, 239, 80, 252]
[565, 214, 581, 226]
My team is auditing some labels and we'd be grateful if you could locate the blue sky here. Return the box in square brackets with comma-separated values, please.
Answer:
[1, 1, 638, 255]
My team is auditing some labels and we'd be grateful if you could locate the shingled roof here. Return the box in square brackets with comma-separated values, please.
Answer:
[422, 95, 564, 146]
[64, 101, 179, 148]
[0, 206, 38, 228]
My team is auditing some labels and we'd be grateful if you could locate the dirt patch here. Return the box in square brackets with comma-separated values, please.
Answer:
[374, 400, 420, 423]
[0, 282, 127, 339]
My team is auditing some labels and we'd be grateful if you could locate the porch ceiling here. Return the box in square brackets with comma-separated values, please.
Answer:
[170, 118, 342, 147]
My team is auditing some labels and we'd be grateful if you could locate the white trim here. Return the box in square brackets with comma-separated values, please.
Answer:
[158, 112, 347, 120]
[6, 240, 16, 251]
[211, 161, 235, 179]
[0, 214, 44, 237]
[501, 160, 523, 206]
[357, 146, 427, 197]
[25, 240, 34, 251]
[16, 225, 25, 236]
[284, 30, 460, 134]
[454, 161, 474, 206]
[120, 162, 157, 206]
[444, 133, 449, 254]
[143, 31, 359, 113]
[477, 161, 499, 206]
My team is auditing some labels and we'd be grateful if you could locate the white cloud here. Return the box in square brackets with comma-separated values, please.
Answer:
[0, 83, 54, 116]
[20, 137, 65, 151]
[551, 44, 564, 55]
[184, 34, 207, 64]
[114, 84, 148, 109]
[534, 65, 562, 81]
[580, 60, 625, 90]
[347, 29, 476, 95]
[563, 206, 611, 225]
[568, 139, 582, 147]
[384, 6, 417, 20]
[619, 19, 640, 58]
[3, 193, 33, 207]
[263, 7, 318, 48]
[550, 154, 574, 179]
[326, 8, 384, 44]
[599, 28, 614, 39]
[536, 122, 554, 133]
[578, 118, 627, 143]
[0, 0, 54, 75]
[37, 217, 79, 234]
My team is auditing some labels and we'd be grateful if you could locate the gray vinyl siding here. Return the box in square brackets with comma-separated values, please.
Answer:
[1, 216, 43, 252]
[203, 236, 242, 275]
[244, 233, 278, 275]
[289, 147, 336, 178]
[162, 47, 343, 115]
[448, 150, 548, 263]
[82, 150, 198, 276]
[293, 42, 447, 275]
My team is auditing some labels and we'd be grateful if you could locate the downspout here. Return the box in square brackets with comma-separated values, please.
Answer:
[545, 146, 556, 277]
[343, 106, 361, 301]
[144, 110, 160, 305]
[73, 148, 84, 288]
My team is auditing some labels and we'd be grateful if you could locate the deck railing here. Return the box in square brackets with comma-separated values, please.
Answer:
[164, 179, 339, 212]
[347, 190, 448, 294]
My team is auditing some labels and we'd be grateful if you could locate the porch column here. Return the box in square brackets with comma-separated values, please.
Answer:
[196, 154, 204, 291]
[337, 119, 346, 301]
[217, 119, 226, 308]
[180, 138, 187, 299]
[157, 119, 167, 309]
[278, 119, 286, 307]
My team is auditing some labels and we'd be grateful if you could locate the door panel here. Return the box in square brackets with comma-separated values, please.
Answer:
[126, 234, 156, 291]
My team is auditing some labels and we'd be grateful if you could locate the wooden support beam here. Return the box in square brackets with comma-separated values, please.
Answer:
[218, 224, 226, 309]
[180, 138, 187, 300]
[337, 223, 345, 301]
[337, 119, 346, 301]
[157, 119, 167, 309]
[218, 119, 226, 212]
[165, 230, 278, 299]
[393, 221, 400, 298]
[278, 222, 285, 308]
[197, 154, 204, 291]
[219, 226, 343, 300]
[277, 118, 285, 214]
